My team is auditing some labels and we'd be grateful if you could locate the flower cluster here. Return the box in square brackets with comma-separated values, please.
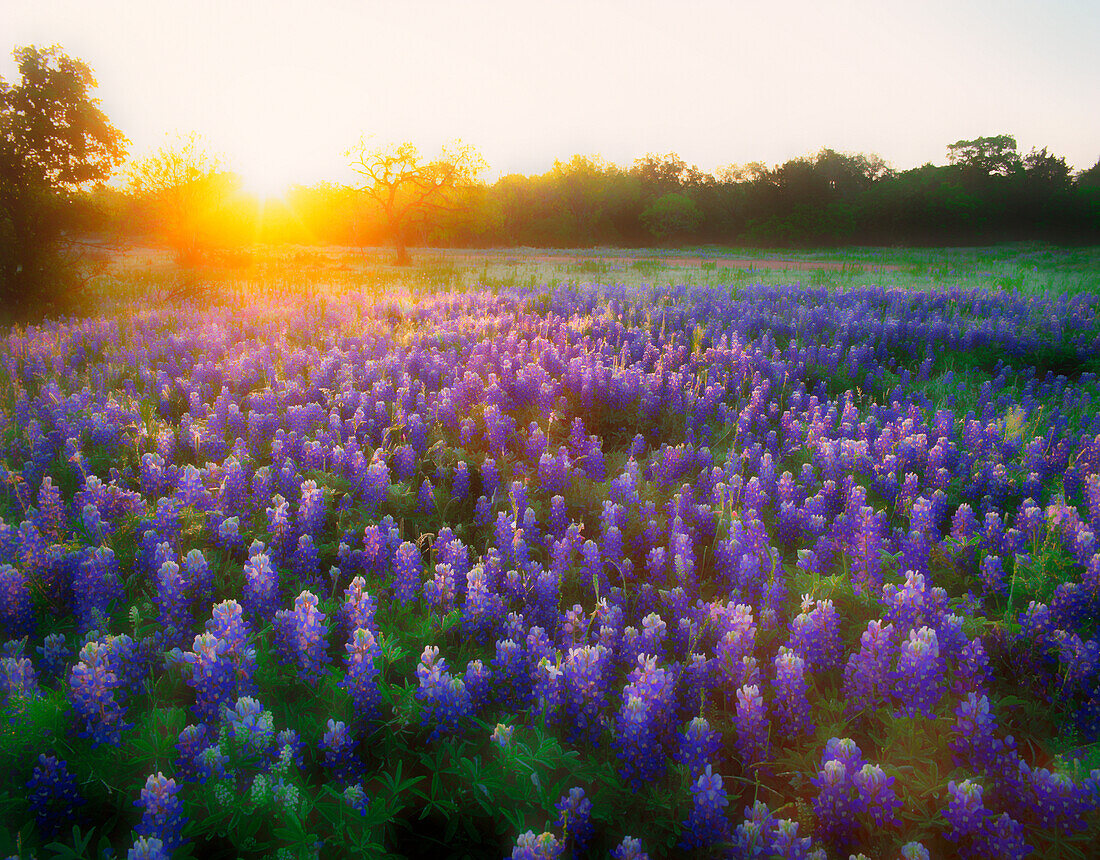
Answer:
[4, 272, 1100, 857]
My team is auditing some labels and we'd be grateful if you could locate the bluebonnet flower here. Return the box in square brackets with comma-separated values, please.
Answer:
[452, 461, 470, 500]
[343, 782, 370, 816]
[27, 754, 84, 840]
[416, 645, 471, 740]
[1028, 766, 1093, 834]
[732, 800, 779, 857]
[36, 632, 71, 681]
[273, 590, 329, 682]
[242, 550, 279, 622]
[614, 655, 676, 788]
[951, 692, 1005, 771]
[786, 597, 842, 672]
[980, 555, 1006, 595]
[183, 632, 236, 722]
[3, 654, 41, 702]
[156, 560, 191, 647]
[853, 763, 901, 827]
[490, 722, 514, 747]
[127, 836, 170, 860]
[320, 718, 360, 785]
[69, 638, 131, 746]
[944, 779, 992, 857]
[174, 723, 211, 783]
[291, 533, 321, 592]
[393, 541, 422, 604]
[425, 562, 456, 612]
[493, 637, 532, 710]
[464, 564, 505, 639]
[364, 453, 390, 511]
[182, 547, 214, 609]
[675, 716, 721, 776]
[811, 739, 866, 850]
[508, 830, 563, 860]
[224, 695, 276, 764]
[0, 564, 34, 637]
[134, 772, 186, 854]
[554, 787, 593, 856]
[74, 546, 124, 633]
[272, 727, 306, 772]
[771, 818, 812, 859]
[894, 626, 944, 718]
[481, 456, 500, 499]
[610, 835, 649, 860]
[680, 764, 729, 850]
[735, 684, 770, 773]
[339, 575, 378, 636]
[851, 507, 887, 596]
[773, 647, 813, 739]
[842, 619, 897, 716]
[560, 644, 612, 742]
[298, 479, 326, 536]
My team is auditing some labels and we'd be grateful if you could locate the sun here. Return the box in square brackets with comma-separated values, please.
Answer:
[238, 163, 291, 204]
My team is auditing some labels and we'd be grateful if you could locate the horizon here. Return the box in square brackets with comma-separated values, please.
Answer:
[5, 0, 1099, 198]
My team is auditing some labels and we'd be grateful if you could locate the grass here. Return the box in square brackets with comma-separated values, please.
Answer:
[72, 241, 1100, 319]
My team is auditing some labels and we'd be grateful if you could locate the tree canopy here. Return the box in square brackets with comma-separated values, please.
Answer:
[1, 45, 127, 321]
[947, 134, 1022, 179]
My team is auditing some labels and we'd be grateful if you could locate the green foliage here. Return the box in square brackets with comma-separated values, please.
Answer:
[0, 45, 127, 322]
[639, 192, 704, 241]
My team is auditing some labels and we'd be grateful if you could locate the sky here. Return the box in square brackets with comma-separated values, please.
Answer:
[4, 0, 1099, 197]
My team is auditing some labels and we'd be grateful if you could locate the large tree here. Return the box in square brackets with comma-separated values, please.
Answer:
[346, 138, 486, 265]
[0, 45, 127, 321]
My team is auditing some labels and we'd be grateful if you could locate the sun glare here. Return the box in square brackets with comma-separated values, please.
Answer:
[239, 166, 290, 204]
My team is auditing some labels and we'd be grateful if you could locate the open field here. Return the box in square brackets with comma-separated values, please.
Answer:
[72, 241, 1100, 311]
[2, 243, 1100, 859]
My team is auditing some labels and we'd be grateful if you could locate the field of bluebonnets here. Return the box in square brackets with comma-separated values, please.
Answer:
[2, 245, 1100, 860]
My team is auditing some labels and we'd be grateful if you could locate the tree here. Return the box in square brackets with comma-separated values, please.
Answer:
[715, 162, 773, 185]
[1022, 147, 1071, 189]
[946, 134, 1022, 179]
[346, 138, 486, 265]
[1078, 158, 1100, 189]
[631, 153, 705, 192]
[0, 45, 127, 321]
[125, 133, 236, 264]
[549, 154, 624, 245]
[639, 192, 703, 241]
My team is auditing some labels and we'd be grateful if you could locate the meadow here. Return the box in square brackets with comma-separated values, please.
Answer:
[2, 242, 1100, 859]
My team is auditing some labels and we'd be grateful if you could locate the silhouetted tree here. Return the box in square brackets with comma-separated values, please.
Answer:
[0, 45, 126, 321]
[347, 138, 485, 265]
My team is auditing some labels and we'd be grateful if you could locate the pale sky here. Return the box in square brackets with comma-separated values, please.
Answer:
[4, 0, 1099, 196]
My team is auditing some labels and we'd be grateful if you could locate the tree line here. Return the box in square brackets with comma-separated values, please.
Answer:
[103, 137, 1100, 259]
[4, 44, 1100, 322]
